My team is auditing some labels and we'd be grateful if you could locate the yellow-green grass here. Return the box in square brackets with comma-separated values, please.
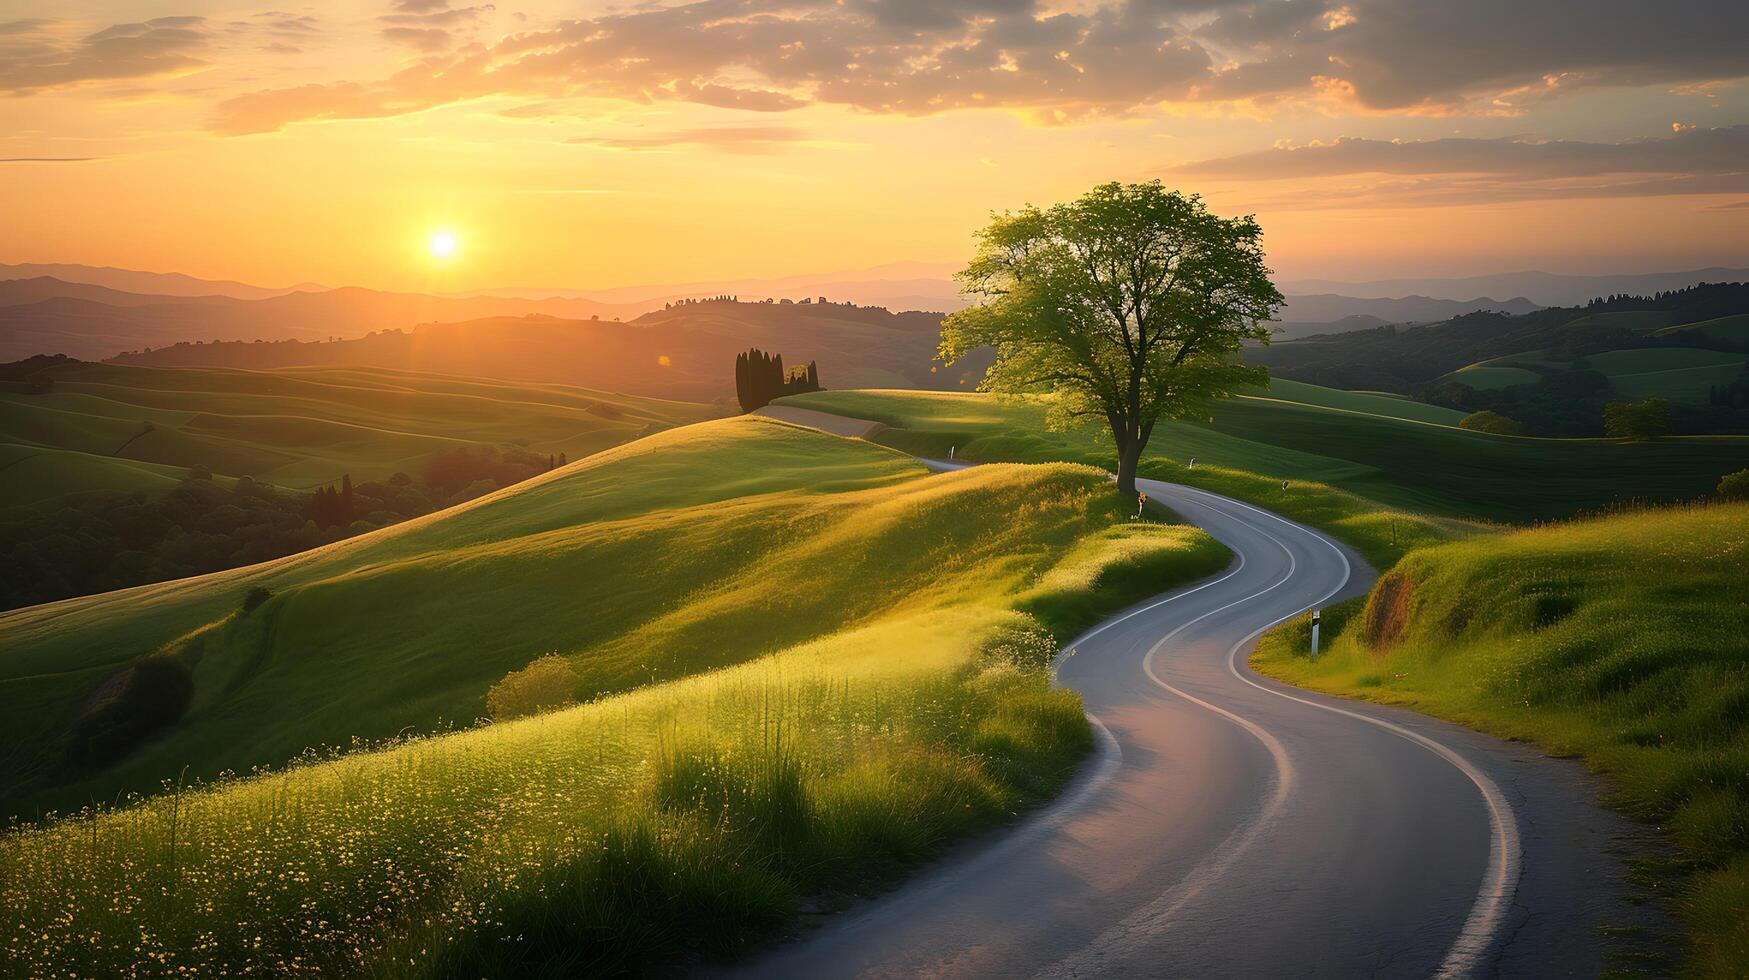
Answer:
[0, 417, 1228, 818]
[1253, 502, 1749, 977]
[0, 362, 709, 494]
[776, 387, 1749, 528]
[1656, 313, 1749, 346]
[0, 421, 1229, 976]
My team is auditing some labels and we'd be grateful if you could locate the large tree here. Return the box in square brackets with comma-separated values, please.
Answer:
[940, 182, 1283, 494]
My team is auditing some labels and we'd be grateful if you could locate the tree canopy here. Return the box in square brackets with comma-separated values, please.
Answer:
[939, 181, 1282, 493]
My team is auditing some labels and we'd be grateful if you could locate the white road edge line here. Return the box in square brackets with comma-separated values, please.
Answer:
[1038, 525, 1305, 978]
[1172, 483, 1523, 979]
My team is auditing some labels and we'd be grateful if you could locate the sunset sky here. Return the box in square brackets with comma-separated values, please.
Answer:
[2, 0, 1746, 293]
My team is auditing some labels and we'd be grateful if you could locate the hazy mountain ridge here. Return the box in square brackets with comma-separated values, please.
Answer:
[1279, 267, 1749, 307]
[106, 299, 993, 401]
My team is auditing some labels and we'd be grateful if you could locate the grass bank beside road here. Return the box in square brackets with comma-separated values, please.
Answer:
[1254, 503, 1749, 976]
[776, 387, 1484, 568]
[1, 416, 1230, 976]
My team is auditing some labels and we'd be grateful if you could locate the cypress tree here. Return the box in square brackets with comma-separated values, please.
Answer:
[340, 474, 354, 524]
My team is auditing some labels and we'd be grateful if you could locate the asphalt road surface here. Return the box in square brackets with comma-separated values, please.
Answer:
[736, 468, 1672, 978]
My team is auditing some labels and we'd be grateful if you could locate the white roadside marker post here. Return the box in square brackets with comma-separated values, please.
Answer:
[1310, 609, 1322, 659]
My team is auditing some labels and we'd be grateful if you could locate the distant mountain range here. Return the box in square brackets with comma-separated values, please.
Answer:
[106, 299, 992, 401]
[0, 277, 649, 362]
[0, 262, 326, 301]
[1270, 294, 1541, 338]
[1278, 268, 1749, 308]
[0, 263, 1551, 364]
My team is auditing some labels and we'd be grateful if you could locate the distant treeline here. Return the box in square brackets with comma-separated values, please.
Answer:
[735, 348, 821, 412]
[1, 445, 563, 611]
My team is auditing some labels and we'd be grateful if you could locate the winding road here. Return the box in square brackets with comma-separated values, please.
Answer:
[737, 460, 1672, 978]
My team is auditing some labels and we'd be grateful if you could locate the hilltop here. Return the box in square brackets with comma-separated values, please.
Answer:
[0, 360, 709, 609]
[0, 415, 1222, 821]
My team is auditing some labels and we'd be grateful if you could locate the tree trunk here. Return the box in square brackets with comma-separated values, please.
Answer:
[1114, 432, 1142, 496]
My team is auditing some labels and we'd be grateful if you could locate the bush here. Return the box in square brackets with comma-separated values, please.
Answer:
[1720, 468, 1749, 501]
[1603, 397, 1673, 440]
[241, 586, 272, 614]
[65, 657, 194, 772]
[1457, 410, 1523, 436]
[487, 654, 580, 720]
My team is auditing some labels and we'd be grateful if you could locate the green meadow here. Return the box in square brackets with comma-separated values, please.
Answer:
[1254, 503, 1749, 977]
[0, 361, 709, 498]
[776, 384, 1749, 526]
[0, 415, 1231, 975]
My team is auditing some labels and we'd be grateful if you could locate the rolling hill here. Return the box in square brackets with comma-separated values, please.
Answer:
[1250, 282, 1749, 434]
[0, 414, 1233, 974]
[775, 387, 1749, 524]
[0, 360, 708, 495]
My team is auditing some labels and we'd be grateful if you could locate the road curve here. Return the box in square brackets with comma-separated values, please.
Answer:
[734, 469, 1672, 978]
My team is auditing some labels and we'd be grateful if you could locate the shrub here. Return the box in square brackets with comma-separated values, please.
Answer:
[241, 586, 272, 614]
[1602, 397, 1673, 440]
[1719, 469, 1749, 501]
[487, 654, 580, 720]
[64, 657, 194, 772]
[1457, 410, 1523, 436]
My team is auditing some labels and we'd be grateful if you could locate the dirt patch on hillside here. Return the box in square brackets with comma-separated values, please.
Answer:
[1360, 570, 1415, 652]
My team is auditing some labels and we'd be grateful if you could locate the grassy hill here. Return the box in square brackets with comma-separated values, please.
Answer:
[1241, 378, 1468, 425]
[1249, 282, 1749, 416]
[1440, 346, 1748, 404]
[0, 416, 1226, 818]
[1658, 313, 1749, 346]
[776, 387, 1749, 525]
[0, 416, 1227, 975]
[1253, 502, 1749, 977]
[0, 361, 707, 496]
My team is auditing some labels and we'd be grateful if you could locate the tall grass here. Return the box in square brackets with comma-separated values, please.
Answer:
[1254, 501, 1749, 977]
[1, 456, 1224, 976]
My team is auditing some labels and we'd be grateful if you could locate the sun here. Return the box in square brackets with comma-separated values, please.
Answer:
[428, 230, 458, 259]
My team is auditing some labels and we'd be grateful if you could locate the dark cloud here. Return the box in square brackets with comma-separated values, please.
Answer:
[1180, 125, 1749, 180]
[1180, 126, 1749, 209]
[0, 16, 209, 95]
[212, 0, 1749, 133]
[567, 125, 812, 152]
[1193, 0, 1749, 112]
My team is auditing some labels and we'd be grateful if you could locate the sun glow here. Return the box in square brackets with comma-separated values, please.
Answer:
[428, 230, 458, 259]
